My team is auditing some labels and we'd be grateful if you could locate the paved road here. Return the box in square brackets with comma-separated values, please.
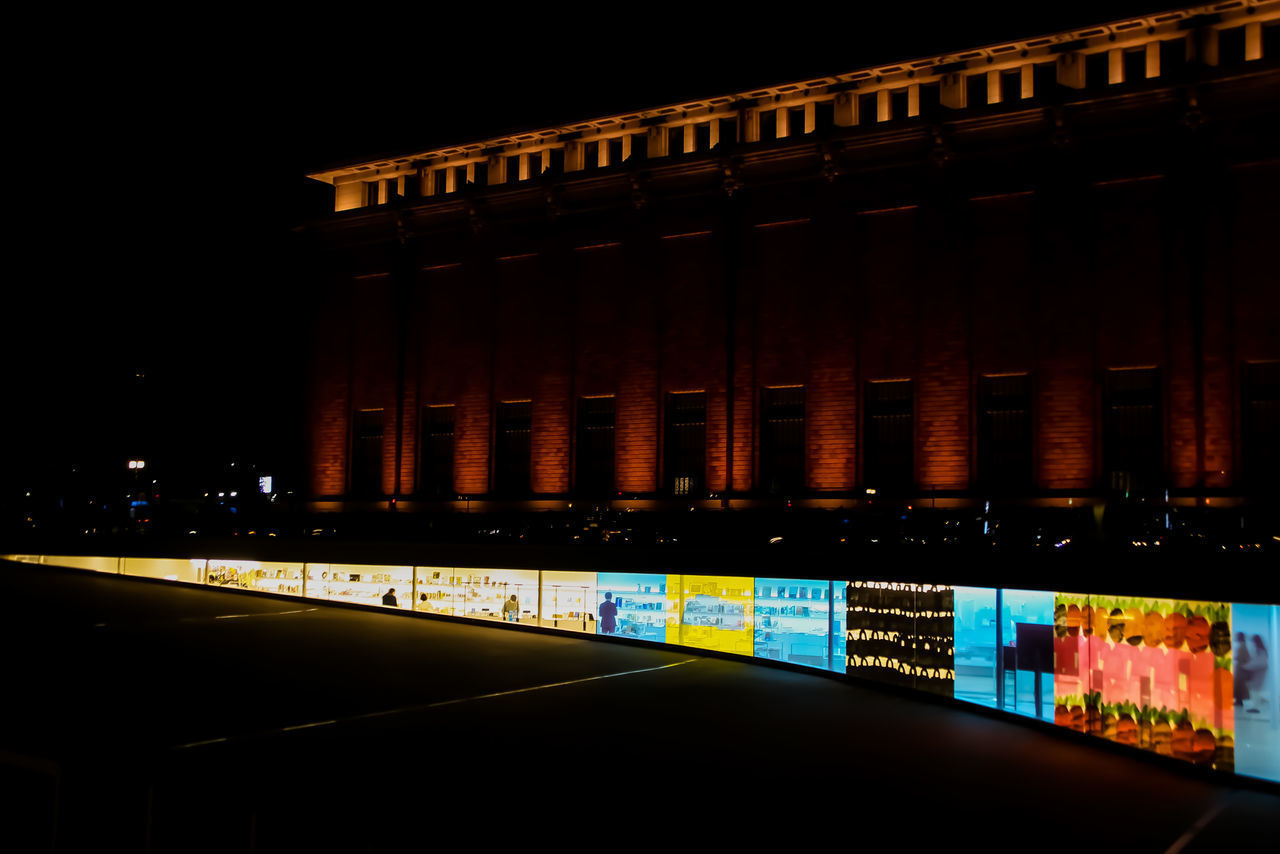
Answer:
[1, 560, 1275, 852]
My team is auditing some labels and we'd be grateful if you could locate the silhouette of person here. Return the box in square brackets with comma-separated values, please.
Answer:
[600, 591, 618, 634]
[382, 588, 398, 607]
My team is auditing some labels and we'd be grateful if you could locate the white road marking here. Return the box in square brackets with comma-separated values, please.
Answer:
[173, 658, 700, 750]
[1163, 792, 1234, 854]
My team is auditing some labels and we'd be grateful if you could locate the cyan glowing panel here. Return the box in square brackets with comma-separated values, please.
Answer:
[831, 582, 846, 672]
[596, 573, 670, 642]
[954, 586, 998, 709]
[1054, 593, 1234, 772]
[1004, 588, 1055, 720]
[672, 575, 754, 655]
[1231, 603, 1279, 783]
[539, 571, 598, 633]
[755, 578, 835, 670]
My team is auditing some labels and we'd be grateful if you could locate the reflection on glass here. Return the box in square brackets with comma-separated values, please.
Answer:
[674, 575, 753, 655]
[755, 578, 834, 670]
[596, 573, 669, 642]
[1054, 593, 1234, 772]
[539, 571, 598, 633]
[954, 586, 998, 709]
[1232, 603, 1279, 783]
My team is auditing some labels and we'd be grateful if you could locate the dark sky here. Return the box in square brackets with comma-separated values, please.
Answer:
[6, 2, 1180, 495]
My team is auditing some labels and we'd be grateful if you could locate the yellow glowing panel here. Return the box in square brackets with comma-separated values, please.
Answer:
[123, 557, 202, 583]
[456, 568, 539, 624]
[414, 566, 457, 616]
[314, 563, 413, 609]
[667, 575, 755, 656]
[206, 560, 305, 597]
[22, 554, 118, 574]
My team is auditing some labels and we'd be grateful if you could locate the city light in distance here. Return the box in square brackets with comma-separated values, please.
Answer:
[127, 460, 146, 470]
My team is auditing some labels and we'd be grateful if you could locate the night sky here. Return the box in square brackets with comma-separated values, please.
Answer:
[6, 2, 1177, 498]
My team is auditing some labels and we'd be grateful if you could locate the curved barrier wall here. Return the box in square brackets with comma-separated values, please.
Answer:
[4, 553, 1275, 784]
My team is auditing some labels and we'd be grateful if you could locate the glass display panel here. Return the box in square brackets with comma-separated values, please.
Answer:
[456, 568, 539, 623]
[29, 554, 119, 574]
[539, 571, 598, 633]
[1054, 593, 1234, 772]
[831, 582, 846, 673]
[1231, 603, 1279, 783]
[847, 581, 954, 695]
[122, 557, 203, 583]
[672, 575, 753, 655]
[954, 586, 998, 709]
[596, 573, 670, 642]
[413, 566, 457, 616]
[313, 563, 413, 609]
[754, 578, 834, 670]
[1004, 588, 1054, 720]
[205, 560, 304, 597]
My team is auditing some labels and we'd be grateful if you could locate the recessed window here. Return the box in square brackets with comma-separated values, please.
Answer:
[495, 402, 532, 496]
[665, 392, 706, 497]
[419, 405, 454, 498]
[1242, 362, 1280, 489]
[864, 380, 913, 492]
[576, 397, 615, 496]
[978, 374, 1032, 493]
[760, 387, 805, 495]
[1103, 368, 1162, 493]
[352, 409, 384, 497]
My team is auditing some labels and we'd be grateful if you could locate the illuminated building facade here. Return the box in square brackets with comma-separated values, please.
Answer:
[303, 3, 1280, 510]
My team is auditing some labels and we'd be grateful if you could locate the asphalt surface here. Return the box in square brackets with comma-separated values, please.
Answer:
[1, 559, 1276, 852]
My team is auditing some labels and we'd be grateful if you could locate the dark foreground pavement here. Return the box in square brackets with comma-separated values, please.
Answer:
[1, 560, 1276, 852]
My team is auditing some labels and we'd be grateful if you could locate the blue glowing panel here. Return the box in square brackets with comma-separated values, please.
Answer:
[1003, 588, 1055, 721]
[754, 578, 834, 670]
[1233, 603, 1280, 783]
[596, 573, 669, 643]
[954, 586, 998, 709]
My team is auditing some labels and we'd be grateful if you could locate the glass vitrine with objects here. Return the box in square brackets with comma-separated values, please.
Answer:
[310, 563, 412, 608]
[205, 559, 305, 597]
[596, 573, 671, 642]
[457, 568, 539, 623]
[539, 570, 598, 632]
[676, 575, 754, 655]
[755, 579, 836, 669]
[413, 566, 457, 615]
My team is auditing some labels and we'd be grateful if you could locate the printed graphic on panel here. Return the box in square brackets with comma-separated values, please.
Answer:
[1054, 594, 1234, 771]
[847, 581, 954, 695]
[755, 579, 835, 670]
[1231, 603, 1279, 783]
[596, 573, 670, 642]
[670, 575, 754, 655]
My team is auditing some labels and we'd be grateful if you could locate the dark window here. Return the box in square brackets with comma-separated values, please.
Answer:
[890, 89, 909, 119]
[433, 171, 448, 197]
[665, 392, 706, 497]
[472, 161, 488, 186]
[788, 106, 806, 134]
[1218, 26, 1247, 65]
[667, 126, 684, 155]
[627, 133, 647, 161]
[759, 387, 805, 495]
[506, 155, 521, 181]
[967, 74, 988, 108]
[1103, 368, 1162, 493]
[1033, 62, 1059, 103]
[583, 140, 599, 169]
[864, 380, 914, 492]
[607, 138, 624, 165]
[1001, 69, 1022, 101]
[576, 397, 615, 496]
[495, 401, 532, 496]
[917, 83, 942, 119]
[1124, 48, 1146, 83]
[1266, 21, 1280, 60]
[717, 117, 739, 147]
[528, 151, 542, 178]
[403, 173, 421, 200]
[978, 375, 1033, 493]
[546, 148, 565, 176]
[694, 122, 711, 151]
[1160, 36, 1189, 79]
[1085, 51, 1109, 88]
[419, 405, 454, 498]
[366, 180, 382, 205]
[857, 92, 878, 124]
[758, 109, 777, 141]
[1242, 362, 1280, 489]
[814, 100, 836, 133]
[351, 409, 384, 497]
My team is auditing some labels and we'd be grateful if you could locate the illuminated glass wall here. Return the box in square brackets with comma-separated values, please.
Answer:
[414, 566, 457, 615]
[1054, 594, 1234, 772]
[847, 581, 954, 695]
[122, 557, 204, 584]
[954, 586, 998, 708]
[1232, 603, 1279, 783]
[457, 568, 539, 623]
[596, 573, 670, 642]
[540, 571, 598, 633]
[755, 578, 838, 670]
[310, 563, 413, 608]
[672, 575, 754, 655]
[206, 560, 305, 597]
